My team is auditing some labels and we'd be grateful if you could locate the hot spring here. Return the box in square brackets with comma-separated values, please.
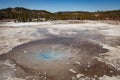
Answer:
[3, 37, 120, 80]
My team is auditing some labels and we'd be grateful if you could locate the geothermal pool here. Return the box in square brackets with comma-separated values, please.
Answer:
[3, 37, 120, 80]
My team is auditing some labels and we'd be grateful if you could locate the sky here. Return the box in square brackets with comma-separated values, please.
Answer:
[0, 0, 120, 12]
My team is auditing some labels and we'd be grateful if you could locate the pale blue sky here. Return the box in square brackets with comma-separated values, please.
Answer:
[0, 0, 120, 12]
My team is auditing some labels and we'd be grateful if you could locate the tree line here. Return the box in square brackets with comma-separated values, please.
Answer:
[0, 7, 120, 22]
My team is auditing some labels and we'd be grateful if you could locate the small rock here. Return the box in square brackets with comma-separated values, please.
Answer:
[44, 77, 47, 80]
[87, 64, 91, 68]
[24, 50, 27, 53]
[88, 62, 91, 64]
[72, 77, 77, 80]
[40, 76, 44, 79]
[84, 68, 87, 71]
[110, 70, 113, 73]
[75, 61, 81, 65]
[13, 69, 17, 71]
[94, 75, 97, 78]
[76, 74, 84, 79]
[66, 63, 70, 65]
[69, 69, 76, 73]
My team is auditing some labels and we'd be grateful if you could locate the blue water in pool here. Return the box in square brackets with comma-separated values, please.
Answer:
[38, 51, 64, 60]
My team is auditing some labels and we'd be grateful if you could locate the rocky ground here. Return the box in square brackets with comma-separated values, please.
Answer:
[0, 20, 120, 80]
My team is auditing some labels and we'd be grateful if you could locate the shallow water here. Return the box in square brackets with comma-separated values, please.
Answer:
[38, 51, 65, 60]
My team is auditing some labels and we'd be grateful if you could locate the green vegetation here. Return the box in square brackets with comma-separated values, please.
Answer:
[0, 7, 120, 22]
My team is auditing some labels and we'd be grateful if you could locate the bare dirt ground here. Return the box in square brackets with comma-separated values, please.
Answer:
[0, 20, 120, 80]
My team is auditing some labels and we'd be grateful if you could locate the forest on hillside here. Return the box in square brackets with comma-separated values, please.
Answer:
[0, 7, 120, 22]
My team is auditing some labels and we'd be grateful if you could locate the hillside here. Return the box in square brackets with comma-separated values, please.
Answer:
[0, 7, 120, 22]
[54, 10, 120, 20]
[0, 7, 51, 22]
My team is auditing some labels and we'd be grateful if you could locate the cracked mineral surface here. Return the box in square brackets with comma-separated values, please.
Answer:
[0, 20, 120, 80]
